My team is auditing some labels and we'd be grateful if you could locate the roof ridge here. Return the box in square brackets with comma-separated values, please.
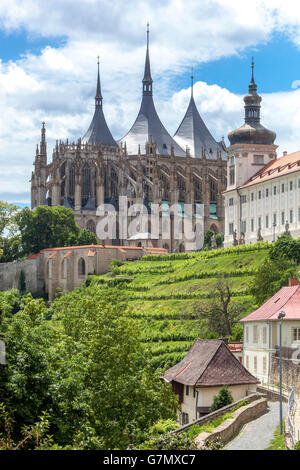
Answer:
[195, 339, 222, 384]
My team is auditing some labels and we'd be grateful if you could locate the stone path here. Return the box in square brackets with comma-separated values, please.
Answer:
[225, 401, 288, 450]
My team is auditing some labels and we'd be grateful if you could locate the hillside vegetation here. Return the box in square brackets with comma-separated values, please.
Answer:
[89, 243, 270, 369]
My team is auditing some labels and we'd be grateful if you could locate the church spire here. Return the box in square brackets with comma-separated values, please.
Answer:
[40, 121, 47, 157]
[244, 57, 261, 125]
[191, 67, 194, 97]
[95, 56, 103, 108]
[142, 22, 153, 96]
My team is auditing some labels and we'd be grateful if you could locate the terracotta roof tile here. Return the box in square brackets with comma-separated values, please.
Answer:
[241, 285, 300, 322]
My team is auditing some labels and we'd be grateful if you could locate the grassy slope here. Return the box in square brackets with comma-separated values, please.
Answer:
[90, 244, 270, 369]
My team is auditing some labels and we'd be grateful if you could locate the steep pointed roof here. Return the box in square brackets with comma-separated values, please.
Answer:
[82, 59, 117, 147]
[163, 339, 258, 386]
[118, 26, 185, 157]
[173, 83, 227, 159]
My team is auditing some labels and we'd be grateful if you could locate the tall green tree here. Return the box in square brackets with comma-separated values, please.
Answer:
[250, 255, 298, 306]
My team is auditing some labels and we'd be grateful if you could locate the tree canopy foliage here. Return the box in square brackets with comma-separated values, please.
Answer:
[0, 285, 177, 449]
[250, 235, 299, 306]
[15, 206, 98, 255]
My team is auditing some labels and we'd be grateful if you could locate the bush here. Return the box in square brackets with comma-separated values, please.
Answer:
[294, 440, 300, 450]
[210, 386, 233, 412]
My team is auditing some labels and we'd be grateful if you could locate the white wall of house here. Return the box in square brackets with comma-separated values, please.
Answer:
[243, 320, 300, 383]
[179, 383, 256, 424]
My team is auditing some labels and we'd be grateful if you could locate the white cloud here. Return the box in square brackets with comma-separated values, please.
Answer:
[1, 0, 300, 201]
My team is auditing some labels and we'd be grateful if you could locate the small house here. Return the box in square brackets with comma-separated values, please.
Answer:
[163, 339, 258, 425]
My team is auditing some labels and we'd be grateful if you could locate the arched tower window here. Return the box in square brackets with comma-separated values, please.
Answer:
[69, 165, 75, 196]
[82, 165, 91, 198]
[210, 178, 217, 203]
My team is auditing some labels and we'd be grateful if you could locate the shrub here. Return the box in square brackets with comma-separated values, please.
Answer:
[210, 386, 233, 412]
[294, 440, 300, 450]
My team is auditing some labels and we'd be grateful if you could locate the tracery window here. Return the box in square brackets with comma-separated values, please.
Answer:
[82, 165, 91, 198]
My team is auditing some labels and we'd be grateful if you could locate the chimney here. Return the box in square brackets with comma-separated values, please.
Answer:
[289, 278, 298, 287]
[283, 151, 287, 156]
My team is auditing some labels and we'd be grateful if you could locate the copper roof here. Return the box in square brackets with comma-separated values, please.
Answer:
[163, 339, 258, 387]
[241, 285, 300, 322]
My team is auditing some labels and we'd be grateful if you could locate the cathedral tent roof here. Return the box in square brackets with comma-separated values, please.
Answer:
[82, 60, 117, 147]
[173, 93, 227, 160]
[118, 25, 185, 157]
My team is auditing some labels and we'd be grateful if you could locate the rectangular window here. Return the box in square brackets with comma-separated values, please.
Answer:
[263, 357, 267, 375]
[282, 183, 285, 193]
[229, 223, 234, 235]
[251, 192, 254, 201]
[229, 197, 234, 206]
[251, 219, 254, 232]
[266, 188, 269, 197]
[253, 325, 258, 344]
[241, 195, 247, 204]
[241, 220, 246, 233]
[293, 328, 300, 341]
[290, 210, 293, 224]
[258, 190, 262, 200]
[290, 181, 293, 191]
[273, 213, 277, 226]
[273, 186, 277, 195]
[266, 215, 269, 228]
[263, 327, 267, 344]
[282, 211, 285, 225]
[258, 217, 261, 229]
[182, 412, 189, 425]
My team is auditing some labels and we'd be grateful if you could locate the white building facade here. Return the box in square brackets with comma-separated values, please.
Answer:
[241, 278, 300, 384]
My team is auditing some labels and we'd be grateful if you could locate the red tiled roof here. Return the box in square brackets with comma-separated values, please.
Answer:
[27, 253, 42, 259]
[240, 150, 300, 189]
[241, 285, 300, 322]
[229, 342, 243, 353]
[163, 339, 257, 387]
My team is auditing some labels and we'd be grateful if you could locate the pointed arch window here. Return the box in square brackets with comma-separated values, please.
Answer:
[69, 165, 75, 196]
[210, 178, 217, 203]
[78, 258, 86, 277]
[82, 165, 91, 198]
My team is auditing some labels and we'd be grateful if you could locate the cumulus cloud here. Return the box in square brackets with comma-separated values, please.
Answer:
[1, 0, 300, 201]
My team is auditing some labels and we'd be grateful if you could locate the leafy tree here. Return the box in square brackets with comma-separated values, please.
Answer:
[0, 201, 19, 237]
[16, 206, 81, 254]
[72, 228, 98, 246]
[250, 256, 298, 306]
[269, 235, 300, 263]
[215, 233, 224, 248]
[0, 201, 21, 263]
[203, 230, 214, 250]
[49, 285, 178, 448]
[210, 386, 233, 412]
[197, 278, 247, 336]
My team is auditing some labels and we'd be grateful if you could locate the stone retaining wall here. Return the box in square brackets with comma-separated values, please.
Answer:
[194, 398, 268, 448]
[174, 393, 263, 434]
[270, 356, 300, 395]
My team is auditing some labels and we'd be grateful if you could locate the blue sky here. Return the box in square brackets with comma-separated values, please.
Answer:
[1, 0, 300, 203]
